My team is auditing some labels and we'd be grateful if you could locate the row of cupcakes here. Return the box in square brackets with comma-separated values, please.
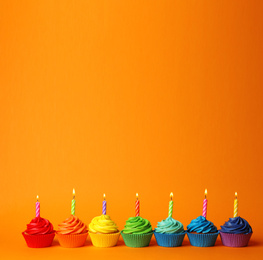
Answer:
[22, 190, 252, 248]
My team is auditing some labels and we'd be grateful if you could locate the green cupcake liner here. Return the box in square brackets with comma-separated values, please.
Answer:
[121, 231, 153, 248]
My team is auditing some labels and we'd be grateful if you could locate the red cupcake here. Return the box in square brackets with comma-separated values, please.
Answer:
[22, 216, 55, 248]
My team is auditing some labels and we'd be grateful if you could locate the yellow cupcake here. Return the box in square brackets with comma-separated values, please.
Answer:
[89, 215, 120, 247]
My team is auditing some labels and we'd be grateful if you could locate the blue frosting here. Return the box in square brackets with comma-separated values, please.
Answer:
[220, 217, 252, 234]
[187, 216, 217, 233]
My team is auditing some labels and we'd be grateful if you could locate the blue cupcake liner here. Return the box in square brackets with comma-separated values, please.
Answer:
[187, 231, 219, 247]
[154, 230, 186, 247]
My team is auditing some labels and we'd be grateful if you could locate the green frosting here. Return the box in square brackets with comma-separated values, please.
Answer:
[122, 216, 152, 234]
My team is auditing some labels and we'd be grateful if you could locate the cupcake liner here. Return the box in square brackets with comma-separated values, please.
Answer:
[22, 231, 55, 248]
[154, 230, 186, 247]
[187, 231, 219, 247]
[121, 231, 153, 248]
[219, 232, 252, 247]
[89, 232, 120, 247]
[56, 231, 88, 248]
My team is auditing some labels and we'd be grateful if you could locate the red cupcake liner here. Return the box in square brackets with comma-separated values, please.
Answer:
[22, 231, 55, 248]
[56, 231, 88, 248]
[219, 232, 252, 247]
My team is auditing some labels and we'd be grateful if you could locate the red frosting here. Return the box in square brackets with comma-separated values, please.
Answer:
[25, 217, 54, 235]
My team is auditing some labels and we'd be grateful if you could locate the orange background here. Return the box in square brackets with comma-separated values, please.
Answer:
[0, 0, 263, 259]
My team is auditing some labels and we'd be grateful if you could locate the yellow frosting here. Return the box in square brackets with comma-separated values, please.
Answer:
[89, 215, 118, 234]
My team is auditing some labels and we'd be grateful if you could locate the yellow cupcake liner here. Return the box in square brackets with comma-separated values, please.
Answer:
[89, 232, 120, 247]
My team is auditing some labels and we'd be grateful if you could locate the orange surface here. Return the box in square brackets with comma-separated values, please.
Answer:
[0, 0, 263, 259]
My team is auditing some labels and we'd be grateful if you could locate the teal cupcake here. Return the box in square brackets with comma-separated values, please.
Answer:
[186, 216, 219, 247]
[154, 217, 186, 247]
[121, 216, 153, 247]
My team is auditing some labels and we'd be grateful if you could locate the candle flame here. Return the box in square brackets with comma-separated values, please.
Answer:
[103, 193, 106, 200]
[235, 192, 238, 199]
[170, 192, 173, 200]
[36, 195, 39, 201]
[205, 189, 207, 199]
[136, 193, 139, 200]
[73, 188, 75, 199]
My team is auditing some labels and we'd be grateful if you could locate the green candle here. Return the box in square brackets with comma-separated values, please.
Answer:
[168, 192, 173, 217]
[71, 188, 75, 215]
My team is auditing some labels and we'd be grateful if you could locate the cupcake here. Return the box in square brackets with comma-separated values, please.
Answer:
[154, 217, 186, 247]
[56, 215, 88, 247]
[22, 216, 55, 248]
[89, 214, 120, 247]
[121, 216, 153, 247]
[219, 217, 252, 247]
[186, 216, 219, 247]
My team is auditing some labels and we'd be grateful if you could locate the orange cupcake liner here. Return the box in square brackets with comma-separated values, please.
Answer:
[56, 231, 88, 248]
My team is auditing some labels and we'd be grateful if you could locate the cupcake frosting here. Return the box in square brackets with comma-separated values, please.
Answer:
[155, 217, 184, 234]
[187, 216, 217, 233]
[122, 216, 152, 234]
[57, 215, 87, 235]
[89, 215, 118, 234]
[220, 217, 252, 234]
[25, 217, 54, 235]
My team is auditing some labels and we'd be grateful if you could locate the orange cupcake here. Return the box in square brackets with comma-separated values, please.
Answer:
[56, 215, 88, 247]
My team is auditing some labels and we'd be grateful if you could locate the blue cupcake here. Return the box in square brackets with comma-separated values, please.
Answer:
[154, 217, 186, 247]
[186, 216, 219, 247]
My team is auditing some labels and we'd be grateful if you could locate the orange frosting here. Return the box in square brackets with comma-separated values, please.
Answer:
[57, 215, 87, 235]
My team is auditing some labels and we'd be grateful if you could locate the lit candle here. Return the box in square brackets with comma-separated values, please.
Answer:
[135, 193, 140, 217]
[202, 189, 207, 218]
[71, 188, 76, 215]
[168, 192, 173, 217]
[36, 195, 40, 217]
[102, 193, 107, 215]
[234, 192, 238, 218]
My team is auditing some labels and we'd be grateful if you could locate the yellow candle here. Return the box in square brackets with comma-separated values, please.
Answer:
[233, 192, 238, 218]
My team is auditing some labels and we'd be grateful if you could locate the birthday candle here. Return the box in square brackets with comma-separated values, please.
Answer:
[234, 192, 238, 218]
[202, 189, 207, 218]
[168, 192, 173, 217]
[36, 195, 40, 217]
[71, 189, 76, 215]
[102, 194, 107, 215]
[135, 193, 140, 217]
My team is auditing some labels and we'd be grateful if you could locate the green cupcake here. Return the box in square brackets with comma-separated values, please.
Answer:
[121, 216, 153, 247]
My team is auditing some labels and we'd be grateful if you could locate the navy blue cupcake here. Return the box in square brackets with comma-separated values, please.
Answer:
[220, 217, 252, 247]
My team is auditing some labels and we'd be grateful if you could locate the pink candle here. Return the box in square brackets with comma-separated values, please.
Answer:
[202, 189, 207, 218]
[36, 195, 40, 217]
[135, 193, 140, 217]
